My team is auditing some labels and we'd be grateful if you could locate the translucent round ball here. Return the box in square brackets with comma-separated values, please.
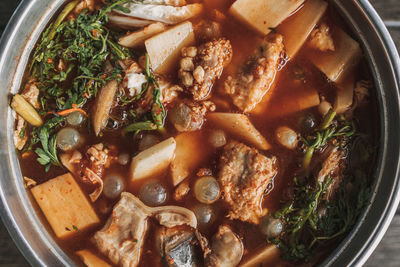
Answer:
[275, 126, 298, 150]
[299, 113, 316, 131]
[66, 111, 85, 126]
[139, 180, 168, 207]
[138, 134, 159, 151]
[192, 204, 216, 227]
[56, 127, 81, 151]
[117, 153, 130, 166]
[103, 174, 125, 199]
[208, 130, 227, 148]
[194, 176, 220, 204]
[259, 216, 284, 239]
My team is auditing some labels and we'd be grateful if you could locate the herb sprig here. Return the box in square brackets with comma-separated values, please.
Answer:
[272, 174, 370, 262]
[34, 116, 66, 172]
[303, 109, 355, 168]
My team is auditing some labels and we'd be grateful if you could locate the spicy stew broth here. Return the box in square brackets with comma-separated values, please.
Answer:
[17, 1, 379, 266]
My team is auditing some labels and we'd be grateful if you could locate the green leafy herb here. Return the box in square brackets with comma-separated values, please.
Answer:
[272, 174, 370, 262]
[34, 116, 66, 172]
[30, 0, 132, 112]
[19, 122, 27, 139]
[302, 109, 355, 168]
[124, 121, 158, 133]
[144, 53, 166, 129]
[72, 225, 79, 231]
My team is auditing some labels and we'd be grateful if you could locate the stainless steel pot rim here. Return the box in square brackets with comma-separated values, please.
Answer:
[0, 1, 399, 267]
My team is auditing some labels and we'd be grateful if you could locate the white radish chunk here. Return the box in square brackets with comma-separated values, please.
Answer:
[118, 22, 167, 48]
[229, 0, 305, 35]
[170, 132, 214, 186]
[207, 113, 271, 150]
[92, 80, 118, 136]
[310, 26, 362, 82]
[334, 74, 355, 114]
[278, 0, 328, 58]
[240, 245, 281, 267]
[130, 137, 176, 181]
[145, 21, 195, 74]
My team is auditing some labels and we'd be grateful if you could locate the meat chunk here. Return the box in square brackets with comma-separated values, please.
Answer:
[224, 34, 284, 112]
[317, 147, 346, 200]
[174, 180, 190, 201]
[94, 193, 197, 267]
[205, 225, 243, 267]
[156, 226, 203, 267]
[179, 38, 233, 100]
[121, 61, 183, 117]
[218, 141, 278, 224]
[14, 80, 40, 150]
[21, 80, 40, 109]
[169, 99, 216, 132]
[93, 193, 152, 267]
[354, 80, 372, 107]
[309, 23, 335, 52]
[194, 20, 222, 42]
[60, 144, 114, 202]
[14, 115, 28, 151]
[87, 143, 112, 177]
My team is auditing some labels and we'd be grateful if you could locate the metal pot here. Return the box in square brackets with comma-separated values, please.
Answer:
[0, 0, 399, 266]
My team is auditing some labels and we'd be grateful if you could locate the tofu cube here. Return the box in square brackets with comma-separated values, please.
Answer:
[229, 0, 305, 35]
[130, 137, 176, 181]
[31, 173, 100, 239]
[145, 21, 195, 75]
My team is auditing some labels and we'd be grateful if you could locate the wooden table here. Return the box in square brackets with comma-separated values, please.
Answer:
[0, 0, 399, 266]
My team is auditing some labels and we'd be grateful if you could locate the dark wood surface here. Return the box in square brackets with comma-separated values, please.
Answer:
[0, 0, 399, 266]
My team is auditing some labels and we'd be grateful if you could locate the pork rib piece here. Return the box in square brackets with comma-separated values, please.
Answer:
[224, 34, 284, 112]
[218, 141, 278, 224]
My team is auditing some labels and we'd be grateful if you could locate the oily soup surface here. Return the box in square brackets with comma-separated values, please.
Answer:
[14, 0, 378, 266]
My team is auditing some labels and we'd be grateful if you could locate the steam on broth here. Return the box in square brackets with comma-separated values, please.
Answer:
[12, 0, 378, 266]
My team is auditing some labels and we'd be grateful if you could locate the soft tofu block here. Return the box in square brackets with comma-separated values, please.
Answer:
[208, 113, 271, 150]
[145, 21, 195, 75]
[31, 173, 99, 239]
[310, 27, 362, 82]
[278, 0, 328, 58]
[119, 22, 167, 48]
[229, 0, 305, 35]
[171, 132, 214, 186]
[76, 250, 112, 267]
[240, 245, 280, 267]
[130, 137, 176, 181]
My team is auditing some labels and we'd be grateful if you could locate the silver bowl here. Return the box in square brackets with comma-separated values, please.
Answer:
[0, 0, 399, 266]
